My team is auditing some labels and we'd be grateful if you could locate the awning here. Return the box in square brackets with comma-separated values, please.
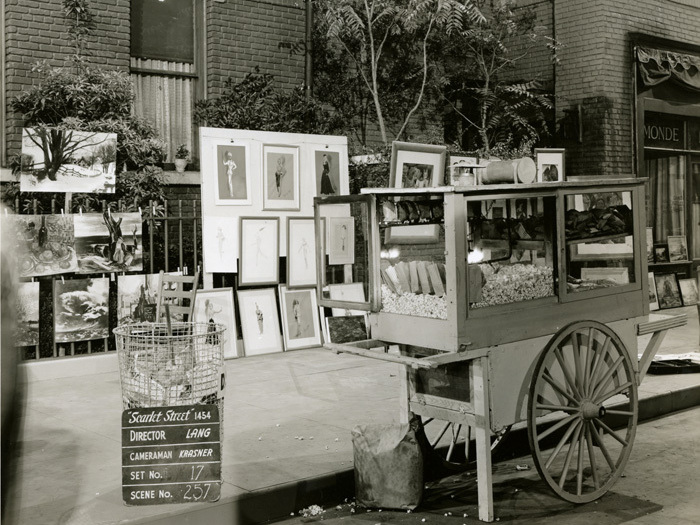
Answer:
[637, 46, 700, 92]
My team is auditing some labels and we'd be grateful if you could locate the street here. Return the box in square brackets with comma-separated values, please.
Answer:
[273, 406, 700, 525]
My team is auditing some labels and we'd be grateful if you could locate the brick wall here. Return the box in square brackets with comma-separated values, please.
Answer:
[4, 0, 131, 157]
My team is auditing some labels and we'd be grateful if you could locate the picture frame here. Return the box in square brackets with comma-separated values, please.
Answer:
[262, 144, 300, 211]
[328, 282, 366, 316]
[325, 314, 370, 344]
[239, 217, 280, 286]
[16, 281, 40, 347]
[667, 235, 688, 262]
[648, 272, 659, 311]
[278, 285, 322, 351]
[287, 217, 321, 288]
[314, 146, 349, 196]
[654, 273, 682, 309]
[237, 288, 283, 356]
[390, 141, 447, 188]
[678, 278, 699, 306]
[535, 148, 565, 182]
[646, 228, 654, 263]
[328, 216, 355, 265]
[653, 243, 669, 263]
[74, 212, 143, 273]
[215, 143, 252, 205]
[202, 215, 238, 273]
[54, 277, 109, 343]
[193, 288, 238, 359]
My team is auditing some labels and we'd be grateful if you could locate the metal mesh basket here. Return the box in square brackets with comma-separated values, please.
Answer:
[114, 322, 225, 414]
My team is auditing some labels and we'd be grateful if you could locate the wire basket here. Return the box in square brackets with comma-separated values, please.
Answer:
[114, 322, 225, 415]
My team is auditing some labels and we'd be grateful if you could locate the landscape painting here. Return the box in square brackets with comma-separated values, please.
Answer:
[15, 281, 40, 347]
[54, 277, 109, 343]
[117, 273, 160, 324]
[20, 128, 117, 193]
[74, 210, 142, 273]
[10, 214, 78, 277]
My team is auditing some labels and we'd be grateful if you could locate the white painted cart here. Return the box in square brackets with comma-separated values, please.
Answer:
[314, 179, 686, 521]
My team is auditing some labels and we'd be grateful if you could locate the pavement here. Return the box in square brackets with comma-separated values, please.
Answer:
[5, 306, 700, 525]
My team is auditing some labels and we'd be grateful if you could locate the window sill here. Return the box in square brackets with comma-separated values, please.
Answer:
[0, 168, 201, 186]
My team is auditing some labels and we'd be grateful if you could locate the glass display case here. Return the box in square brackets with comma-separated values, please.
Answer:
[314, 179, 647, 353]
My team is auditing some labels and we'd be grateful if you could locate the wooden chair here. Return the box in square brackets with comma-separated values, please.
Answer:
[155, 269, 200, 325]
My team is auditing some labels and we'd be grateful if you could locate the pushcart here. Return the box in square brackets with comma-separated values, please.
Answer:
[314, 178, 686, 521]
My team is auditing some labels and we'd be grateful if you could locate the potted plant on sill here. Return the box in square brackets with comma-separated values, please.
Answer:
[174, 144, 190, 173]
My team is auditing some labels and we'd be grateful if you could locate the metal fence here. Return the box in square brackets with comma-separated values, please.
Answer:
[11, 197, 202, 361]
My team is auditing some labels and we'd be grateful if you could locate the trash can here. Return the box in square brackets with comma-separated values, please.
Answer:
[114, 322, 226, 431]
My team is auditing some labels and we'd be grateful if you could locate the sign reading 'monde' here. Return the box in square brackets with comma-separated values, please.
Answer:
[122, 404, 221, 505]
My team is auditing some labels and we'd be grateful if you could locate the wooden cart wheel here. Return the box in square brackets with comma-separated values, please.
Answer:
[416, 417, 470, 473]
[527, 320, 638, 503]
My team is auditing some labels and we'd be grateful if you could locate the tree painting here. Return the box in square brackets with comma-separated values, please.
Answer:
[74, 210, 142, 273]
[20, 127, 117, 193]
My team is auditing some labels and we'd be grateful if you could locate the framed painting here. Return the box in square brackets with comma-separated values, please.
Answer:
[655, 273, 682, 309]
[237, 288, 283, 356]
[328, 216, 354, 265]
[648, 272, 659, 311]
[202, 215, 238, 273]
[535, 148, 565, 182]
[678, 278, 699, 306]
[215, 143, 251, 205]
[20, 128, 117, 193]
[390, 141, 447, 188]
[278, 285, 322, 351]
[16, 281, 40, 347]
[10, 214, 78, 277]
[667, 235, 688, 262]
[262, 144, 300, 211]
[314, 146, 349, 196]
[193, 288, 238, 359]
[74, 211, 142, 273]
[117, 274, 159, 324]
[653, 244, 669, 263]
[239, 217, 279, 286]
[325, 314, 370, 344]
[53, 277, 109, 343]
[287, 217, 321, 288]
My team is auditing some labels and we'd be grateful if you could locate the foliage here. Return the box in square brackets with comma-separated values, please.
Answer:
[318, 0, 485, 146]
[440, 0, 559, 157]
[175, 144, 190, 160]
[62, 0, 95, 69]
[116, 166, 166, 212]
[193, 67, 343, 135]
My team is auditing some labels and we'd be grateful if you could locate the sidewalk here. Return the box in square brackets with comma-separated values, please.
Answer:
[8, 307, 700, 525]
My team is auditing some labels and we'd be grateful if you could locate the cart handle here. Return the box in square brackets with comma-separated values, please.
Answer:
[637, 312, 687, 383]
[325, 341, 439, 369]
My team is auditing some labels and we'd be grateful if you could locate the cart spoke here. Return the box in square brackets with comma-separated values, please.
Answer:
[590, 421, 616, 470]
[430, 421, 452, 447]
[445, 424, 462, 462]
[586, 335, 611, 397]
[539, 413, 579, 442]
[555, 347, 582, 399]
[605, 409, 635, 417]
[558, 421, 583, 489]
[582, 327, 595, 396]
[594, 381, 633, 406]
[590, 355, 625, 400]
[542, 372, 579, 405]
[585, 424, 600, 490]
[545, 416, 582, 470]
[537, 403, 579, 413]
[593, 418, 629, 447]
[576, 423, 585, 496]
[571, 331, 583, 392]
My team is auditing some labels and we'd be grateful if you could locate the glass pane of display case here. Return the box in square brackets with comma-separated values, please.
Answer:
[378, 195, 447, 319]
[315, 196, 375, 311]
[466, 196, 557, 308]
[564, 190, 636, 293]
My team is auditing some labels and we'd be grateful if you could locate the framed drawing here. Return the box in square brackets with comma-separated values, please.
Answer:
[535, 148, 565, 182]
[648, 272, 659, 311]
[53, 277, 109, 343]
[667, 235, 688, 262]
[325, 314, 370, 344]
[237, 288, 283, 356]
[20, 128, 117, 193]
[239, 217, 279, 286]
[278, 285, 322, 350]
[653, 244, 669, 263]
[390, 141, 447, 188]
[202, 215, 238, 273]
[262, 144, 300, 211]
[215, 143, 251, 205]
[328, 216, 355, 265]
[678, 278, 699, 306]
[314, 146, 349, 196]
[193, 288, 238, 359]
[654, 273, 682, 309]
[329, 282, 366, 316]
[287, 217, 321, 288]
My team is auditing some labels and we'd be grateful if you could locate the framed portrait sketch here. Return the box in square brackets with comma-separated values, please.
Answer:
[390, 141, 447, 189]
[314, 146, 349, 196]
[667, 235, 688, 262]
[262, 144, 300, 211]
[535, 148, 565, 182]
[193, 288, 238, 359]
[648, 272, 659, 311]
[239, 217, 279, 286]
[287, 217, 321, 288]
[202, 215, 238, 273]
[328, 216, 355, 265]
[278, 285, 322, 351]
[678, 278, 699, 306]
[237, 288, 283, 356]
[325, 314, 370, 344]
[215, 143, 251, 205]
[654, 273, 682, 309]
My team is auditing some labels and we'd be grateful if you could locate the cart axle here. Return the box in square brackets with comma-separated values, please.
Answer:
[580, 400, 606, 420]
